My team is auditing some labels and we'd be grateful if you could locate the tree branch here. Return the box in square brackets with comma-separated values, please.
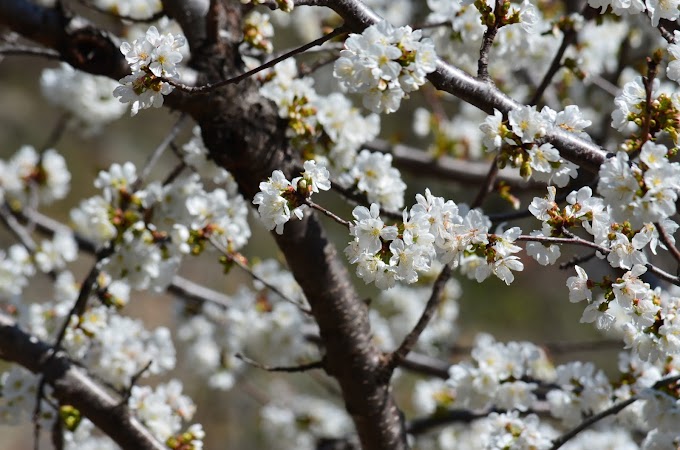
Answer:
[0, 313, 165, 450]
[385, 265, 452, 374]
[656, 222, 680, 266]
[470, 155, 500, 209]
[165, 26, 347, 94]
[407, 409, 491, 435]
[0, 0, 129, 78]
[477, 0, 503, 81]
[301, 0, 609, 173]
[236, 353, 324, 373]
[364, 139, 539, 189]
[549, 390, 653, 450]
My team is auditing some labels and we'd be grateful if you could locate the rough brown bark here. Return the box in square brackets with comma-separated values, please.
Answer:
[165, 2, 407, 446]
[0, 313, 166, 450]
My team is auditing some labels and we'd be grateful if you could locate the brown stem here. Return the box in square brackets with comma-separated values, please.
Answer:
[549, 397, 637, 450]
[471, 155, 500, 209]
[165, 27, 347, 94]
[236, 353, 324, 372]
[304, 199, 351, 228]
[656, 222, 680, 266]
[477, 0, 503, 81]
[133, 114, 188, 191]
[385, 265, 452, 374]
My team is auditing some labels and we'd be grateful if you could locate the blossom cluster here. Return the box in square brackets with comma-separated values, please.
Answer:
[1, 269, 202, 447]
[113, 26, 187, 115]
[0, 145, 70, 206]
[260, 393, 353, 449]
[259, 62, 407, 210]
[177, 259, 316, 390]
[480, 105, 590, 187]
[567, 263, 680, 363]
[40, 63, 127, 134]
[253, 160, 330, 234]
[413, 335, 680, 449]
[667, 31, 680, 83]
[333, 21, 437, 114]
[437, 335, 553, 412]
[599, 145, 680, 226]
[587, 0, 678, 26]
[345, 190, 524, 289]
[425, 0, 542, 78]
[71, 153, 250, 290]
[242, 11, 275, 54]
[525, 140, 680, 271]
[260, 60, 380, 170]
[611, 76, 680, 148]
[128, 380, 200, 445]
[338, 150, 406, 211]
[0, 138, 234, 446]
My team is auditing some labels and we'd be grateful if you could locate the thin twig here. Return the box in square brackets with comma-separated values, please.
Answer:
[515, 234, 604, 253]
[489, 207, 535, 224]
[558, 251, 597, 269]
[656, 222, 680, 266]
[0, 204, 38, 253]
[0, 45, 60, 59]
[412, 20, 452, 30]
[470, 155, 499, 209]
[133, 114, 188, 191]
[548, 399, 632, 449]
[657, 24, 675, 43]
[408, 408, 496, 435]
[297, 53, 340, 77]
[329, 181, 402, 221]
[304, 199, 351, 228]
[209, 239, 312, 314]
[165, 27, 347, 94]
[549, 376, 680, 449]
[161, 161, 187, 186]
[236, 353, 324, 373]
[645, 263, 680, 286]
[399, 352, 451, 379]
[477, 0, 503, 81]
[515, 233, 680, 285]
[54, 250, 112, 348]
[41, 113, 71, 152]
[528, 6, 595, 105]
[587, 73, 620, 97]
[635, 55, 660, 155]
[121, 360, 153, 404]
[385, 264, 452, 374]
[529, 33, 572, 105]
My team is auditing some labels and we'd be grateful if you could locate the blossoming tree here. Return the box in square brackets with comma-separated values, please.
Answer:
[2, 0, 680, 448]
